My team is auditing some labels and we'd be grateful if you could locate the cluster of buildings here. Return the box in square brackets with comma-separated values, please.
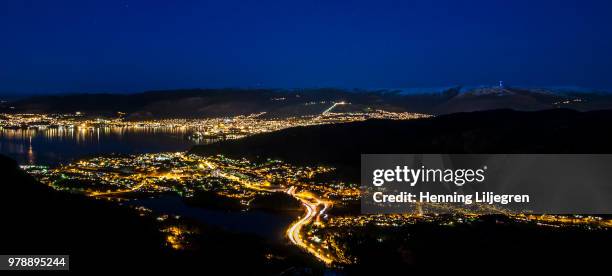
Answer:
[26, 152, 334, 201]
[1, 109, 430, 142]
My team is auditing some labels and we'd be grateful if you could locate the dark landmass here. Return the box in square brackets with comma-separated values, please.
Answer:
[185, 190, 244, 211]
[249, 193, 303, 213]
[193, 108, 612, 182]
[341, 215, 612, 273]
[5, 87, 612, 118]
[0, 154, 166, 271]
[186, 190, 301, 213]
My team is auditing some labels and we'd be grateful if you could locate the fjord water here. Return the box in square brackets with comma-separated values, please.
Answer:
[0, 127, 199, 165]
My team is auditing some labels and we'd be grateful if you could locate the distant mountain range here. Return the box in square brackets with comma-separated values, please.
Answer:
[2, 87, 612, 117]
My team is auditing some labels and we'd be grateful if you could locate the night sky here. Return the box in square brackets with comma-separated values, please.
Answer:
[1, 0, 611, 94]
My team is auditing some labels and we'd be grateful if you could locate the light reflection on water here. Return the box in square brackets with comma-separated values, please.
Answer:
[0, 127, 218, 165]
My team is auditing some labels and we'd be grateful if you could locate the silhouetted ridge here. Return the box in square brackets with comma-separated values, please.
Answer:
[192, 109, 612, 181]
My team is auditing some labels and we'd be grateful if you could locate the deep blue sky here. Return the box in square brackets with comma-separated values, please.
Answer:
[1, 0, 611, 94]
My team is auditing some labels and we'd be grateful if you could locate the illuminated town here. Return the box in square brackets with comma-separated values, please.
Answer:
[22, 152, 612, 266]
[0, 103, 430, 143]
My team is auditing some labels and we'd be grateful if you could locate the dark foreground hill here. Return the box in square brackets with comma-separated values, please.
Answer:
[0, 155, 167, 271]
[192, 108, 612, 181]
[0, 155, 313, 273]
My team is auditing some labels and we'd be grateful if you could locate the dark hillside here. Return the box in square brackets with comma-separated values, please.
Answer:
[193, 109, 612, 181]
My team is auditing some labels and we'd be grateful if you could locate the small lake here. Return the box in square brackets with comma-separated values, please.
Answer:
[129, 195, 295, 242]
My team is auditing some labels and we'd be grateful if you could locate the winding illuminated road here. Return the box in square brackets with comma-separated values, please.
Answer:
[202, 161, 337, 265]
[286, 187, 334, 264]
